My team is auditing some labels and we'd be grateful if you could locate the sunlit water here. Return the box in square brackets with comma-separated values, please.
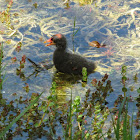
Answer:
[0, 0, 140, 138]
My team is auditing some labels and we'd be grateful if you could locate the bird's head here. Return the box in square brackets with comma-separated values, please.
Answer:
[44, 34, 67, 50]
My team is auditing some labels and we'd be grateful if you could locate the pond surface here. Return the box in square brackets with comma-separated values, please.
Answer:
[0, 0, 140, 139]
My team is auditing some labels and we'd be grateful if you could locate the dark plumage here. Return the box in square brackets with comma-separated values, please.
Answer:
[44, 34, 96, 75]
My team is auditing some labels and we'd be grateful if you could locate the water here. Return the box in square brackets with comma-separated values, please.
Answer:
[0, 0, 140, 139]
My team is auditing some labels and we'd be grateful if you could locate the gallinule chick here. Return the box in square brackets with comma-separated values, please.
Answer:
[44, 34, 96, 75]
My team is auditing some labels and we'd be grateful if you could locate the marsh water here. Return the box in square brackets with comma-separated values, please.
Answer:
[0, 0, 140, 139]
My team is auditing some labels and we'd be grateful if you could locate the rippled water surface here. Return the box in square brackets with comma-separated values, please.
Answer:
[0, 0, 140, 139]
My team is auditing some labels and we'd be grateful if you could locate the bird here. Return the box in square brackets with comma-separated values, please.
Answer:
[44, 34, 96, 75]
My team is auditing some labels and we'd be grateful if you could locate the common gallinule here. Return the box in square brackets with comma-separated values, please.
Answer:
[44, 34, 96, 75]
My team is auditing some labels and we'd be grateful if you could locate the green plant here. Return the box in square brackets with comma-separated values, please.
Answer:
[91, 102, 109, 139]
[121, 65, 127, 97]
[38, 82, 58, 139]
[64, 89, 73, 139]
[66, 95, 86, 140]
[111, 96, 135, 140]
[72, 16, 80, 52]
[82, 67, 87, 82]
[0, 0, 13, 28]
[0, 43, 8, 90]
[0, 92, 43, 139]
[16, 55, 26, 80]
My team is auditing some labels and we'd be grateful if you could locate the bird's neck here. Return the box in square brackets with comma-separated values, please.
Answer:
[53, 48, 67, 67]
[56, 43, 67, 51]
[55, 48, 66, 54]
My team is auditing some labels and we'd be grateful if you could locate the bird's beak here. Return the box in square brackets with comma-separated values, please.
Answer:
[44, 38, 55, 46]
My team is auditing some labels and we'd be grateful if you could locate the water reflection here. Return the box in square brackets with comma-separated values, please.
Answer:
[52, 72, 83, 104]
[26, 57, 89, 104]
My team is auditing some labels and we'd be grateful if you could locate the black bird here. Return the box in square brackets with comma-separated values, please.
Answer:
[44, 34, 96, 75]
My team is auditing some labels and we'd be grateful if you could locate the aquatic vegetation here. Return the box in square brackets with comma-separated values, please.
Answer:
[16, 55, 26, 80]
[0, 92, 43, 139]
[0, 43, 6, 89]
[82, 67, 87, 82]
[72, 16, 80, 52]
[73, 0, 95, 6]
[63, 0, 71, 9]
[0, 68, 139, 139]
[23, 83, 30, 93]
[91, 103, 109, 139]
[0, 0, 140, 139]
[121, 65, 127, 96]
[102, 47, 115, 58]
[33, 2, 38, 8]
[11, 56, 17, 63]
[15, 42, 22, 52]
[0, 0, 13, 28]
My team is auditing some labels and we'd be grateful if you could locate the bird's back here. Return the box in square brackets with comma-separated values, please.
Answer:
[53, 51, 96, 75]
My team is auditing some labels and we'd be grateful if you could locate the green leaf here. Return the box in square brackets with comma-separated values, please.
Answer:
[137, 88, 140, 93]
[121, 65, 127, 73]
[116, 97, 126, 140]
[34, 123, 39, 127]
[122, 76, 127, 81]
[73, 27, 80, 36]
[78, 114, 83, 118]
[74, 16, 76, 27]
[75, 96, 80, 102]
[31, 111, 35, 114]
[47, 95, 52, 100]
[42, 108, 47, 113]
[49, 102, 55, 107]
[34, 103, 38, 106]
[123, 101, 128, 140]
[43, 118, 48, 122]
[122, 87, 127, 92]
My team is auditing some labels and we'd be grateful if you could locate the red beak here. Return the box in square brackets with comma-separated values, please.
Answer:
[44, 38, 55, 46]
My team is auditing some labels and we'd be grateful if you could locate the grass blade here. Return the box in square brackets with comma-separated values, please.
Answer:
[73, 27, 80, 36]
[123, 101, 128, 140]
[115, 96, 126, 140]
[130, 109, 134, 140]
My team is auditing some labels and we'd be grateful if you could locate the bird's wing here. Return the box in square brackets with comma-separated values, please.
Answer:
[62, 53, 87, 71]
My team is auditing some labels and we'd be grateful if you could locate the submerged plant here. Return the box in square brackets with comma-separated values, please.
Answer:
[16, 55, 26, 80]
[0, 0, 13, 28]
[0, 43, 7, 89]
[102, 47, 115, 58]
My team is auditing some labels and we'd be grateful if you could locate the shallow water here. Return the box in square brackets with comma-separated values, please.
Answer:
[0, 0, 140, 139]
